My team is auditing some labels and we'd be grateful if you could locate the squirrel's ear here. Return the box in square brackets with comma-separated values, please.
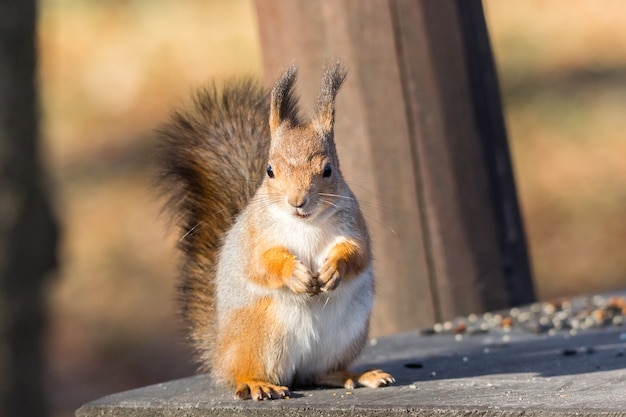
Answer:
[270, 64, 300, 135]
[314, 61, 347, 136]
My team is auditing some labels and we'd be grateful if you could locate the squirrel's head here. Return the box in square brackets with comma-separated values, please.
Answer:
[264, 63, 348, 221]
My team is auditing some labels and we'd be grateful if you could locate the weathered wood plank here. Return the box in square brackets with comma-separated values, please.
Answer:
[76, 292, 626, 417]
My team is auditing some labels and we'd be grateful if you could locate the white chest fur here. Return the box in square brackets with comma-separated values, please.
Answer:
[216, 203, 373, 384]
[268, 206, 340, 272]
[272, 266, 373, 384]
[266, 207, 374, 383]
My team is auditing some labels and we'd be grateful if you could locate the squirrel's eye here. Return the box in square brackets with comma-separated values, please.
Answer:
[266, 165, 275, 178]
[322, 163, 332, 178]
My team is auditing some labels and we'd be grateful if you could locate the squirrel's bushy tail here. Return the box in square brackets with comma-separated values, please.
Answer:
[158, 78, 270, 369]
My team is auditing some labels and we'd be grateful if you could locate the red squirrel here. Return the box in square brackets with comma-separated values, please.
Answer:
[160, 63, 394, 400]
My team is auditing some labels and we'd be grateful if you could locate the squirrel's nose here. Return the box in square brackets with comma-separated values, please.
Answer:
[288, 195, 308, 209]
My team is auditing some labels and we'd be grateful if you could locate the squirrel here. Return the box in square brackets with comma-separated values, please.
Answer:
[159, 62, 394, 400]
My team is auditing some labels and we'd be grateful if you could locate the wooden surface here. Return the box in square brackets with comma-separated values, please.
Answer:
[254, 0, 534, 336]
[76, 292, 626, 417]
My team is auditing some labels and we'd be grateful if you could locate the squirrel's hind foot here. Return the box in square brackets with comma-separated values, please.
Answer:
[235, 380, 291, 401]
[356, 369, 396, 388]
[316, 369, 395, 389]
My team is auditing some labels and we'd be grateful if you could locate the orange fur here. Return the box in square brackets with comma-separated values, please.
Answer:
[261, 246, 296, 288]
[254, 246, 297, 289]
[326, 240, 369, 279]
[219, 297, 273, 381]
[215, 297, 290, 399]
[318, 239, 370, 292]
[247, 246, 318, 295]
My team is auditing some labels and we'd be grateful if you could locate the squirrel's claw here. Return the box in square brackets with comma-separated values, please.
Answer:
[317, 261, 342, 293]
[287, 261, 319, 295]
[235, 381, 291, 401]
[357, 369, 395, 388]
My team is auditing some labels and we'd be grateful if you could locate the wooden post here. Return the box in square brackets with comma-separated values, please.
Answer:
[254, 0, 534, 336]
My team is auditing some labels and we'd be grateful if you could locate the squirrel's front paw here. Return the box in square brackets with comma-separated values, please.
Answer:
[317, 259, 344, 293]
[286, 261, 319, 295]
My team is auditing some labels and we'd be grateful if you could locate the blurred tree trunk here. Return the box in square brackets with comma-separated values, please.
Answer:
[255, 0, 534, 336]
[0, 1, 58, 416]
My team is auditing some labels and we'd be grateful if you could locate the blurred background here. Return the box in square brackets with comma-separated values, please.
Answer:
[32, 0, 626, 415]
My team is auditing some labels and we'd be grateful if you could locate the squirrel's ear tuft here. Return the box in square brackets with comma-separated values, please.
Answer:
[314, 61, 347, 136]
[270, 64, 300, 135]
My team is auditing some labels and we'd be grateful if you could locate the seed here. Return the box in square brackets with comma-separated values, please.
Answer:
[453, 322, 467, 334]
[500, 317, 514, 328]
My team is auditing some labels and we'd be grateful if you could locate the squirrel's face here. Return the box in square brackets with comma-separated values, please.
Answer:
[264, 125, 342, 221]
